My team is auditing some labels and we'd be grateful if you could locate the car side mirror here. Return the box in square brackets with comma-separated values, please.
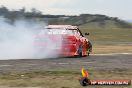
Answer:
[85, 33, 89, 36]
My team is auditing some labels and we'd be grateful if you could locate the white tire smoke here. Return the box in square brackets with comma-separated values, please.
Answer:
[0, 17, 62, 60]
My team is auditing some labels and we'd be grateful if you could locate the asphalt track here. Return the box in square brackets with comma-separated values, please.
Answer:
[0, 54, 132, 72]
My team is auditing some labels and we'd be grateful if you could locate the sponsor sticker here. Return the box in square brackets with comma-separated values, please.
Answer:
[79, 68, 131, 86]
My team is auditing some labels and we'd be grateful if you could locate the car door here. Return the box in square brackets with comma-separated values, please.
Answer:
[77, 28, 88, 54]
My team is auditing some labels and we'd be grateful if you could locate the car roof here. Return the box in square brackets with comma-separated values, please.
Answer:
[45, 25, 78, 30]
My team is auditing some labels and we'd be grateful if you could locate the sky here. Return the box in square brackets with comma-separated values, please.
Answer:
[0, 0, 132, 20]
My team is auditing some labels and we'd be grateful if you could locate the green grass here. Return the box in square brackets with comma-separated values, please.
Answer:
[80, 25, 132, 45]
[0, 70, 131, 88]
[79, 25, 132, 54]
[92, 44, 132, 54]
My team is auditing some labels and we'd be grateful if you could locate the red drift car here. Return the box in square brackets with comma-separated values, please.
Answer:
[35, 25, 92, 57]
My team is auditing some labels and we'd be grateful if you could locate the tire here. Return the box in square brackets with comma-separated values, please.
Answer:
[87, 41, 92, 56]
[88, 52, 90, 56]
[77, 44, 83, 57]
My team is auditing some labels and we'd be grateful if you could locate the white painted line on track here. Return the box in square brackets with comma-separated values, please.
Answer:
[91, 53, 132, 56]
[82, 62, 93, 64]
[58, 63, 69, 65]
[0, 65, 12, 67]
[28, 64, 37, 66]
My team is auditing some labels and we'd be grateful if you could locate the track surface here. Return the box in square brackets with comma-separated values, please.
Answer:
[0, 55, 132, 72]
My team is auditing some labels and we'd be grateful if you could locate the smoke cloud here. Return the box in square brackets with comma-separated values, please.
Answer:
[0, 17, 62, 60]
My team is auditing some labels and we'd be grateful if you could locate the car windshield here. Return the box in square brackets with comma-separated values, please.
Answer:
[40, 29, 78, 35]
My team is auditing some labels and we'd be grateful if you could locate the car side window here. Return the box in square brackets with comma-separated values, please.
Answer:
[77, 28, 84, 37]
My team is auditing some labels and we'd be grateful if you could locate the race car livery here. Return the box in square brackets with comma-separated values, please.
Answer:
[35, 25, 92, 57]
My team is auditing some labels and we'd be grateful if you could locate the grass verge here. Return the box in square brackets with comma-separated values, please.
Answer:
[93, 44, 132, 54]
[0, 70, 131, 88]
